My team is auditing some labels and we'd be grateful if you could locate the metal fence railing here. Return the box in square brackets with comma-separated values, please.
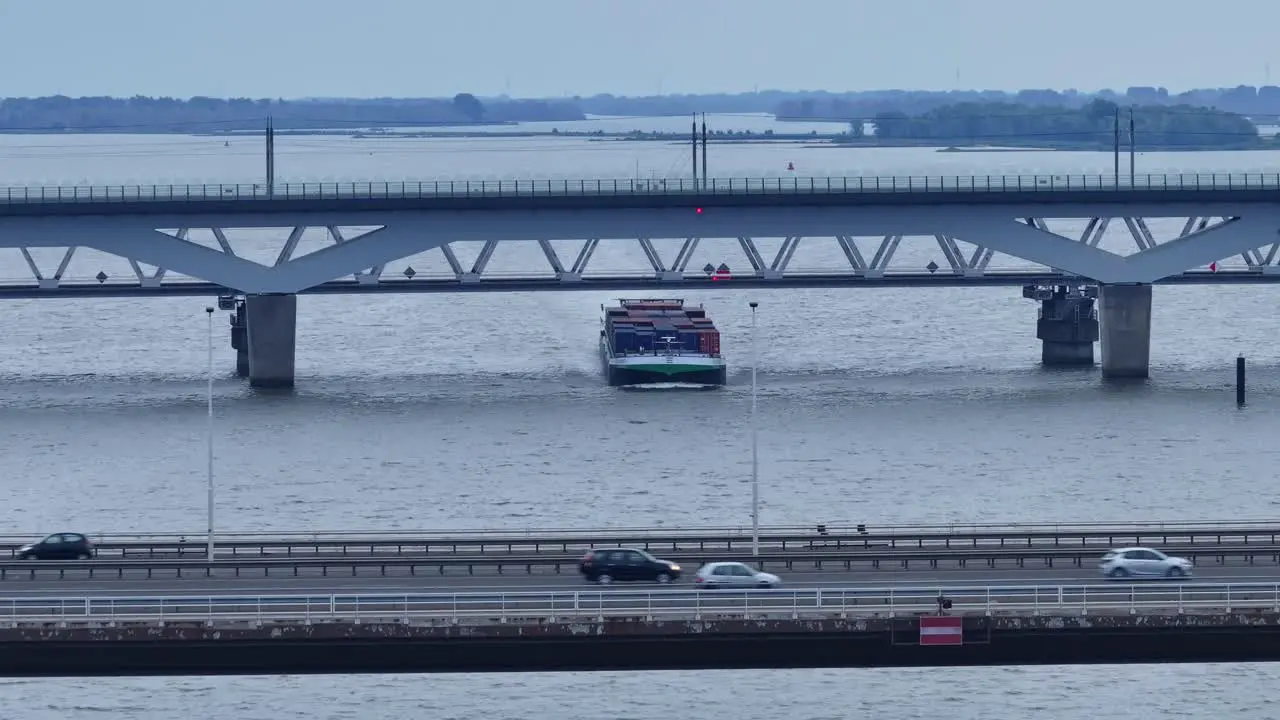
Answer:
[1, 174, 1279, 204]
[0, 583, 1275, 623]
[2, 518, 1279, 560]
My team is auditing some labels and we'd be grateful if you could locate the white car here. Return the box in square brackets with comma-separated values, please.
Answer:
[1099, 547, 1193, 579]
[694, 562, 781, 589]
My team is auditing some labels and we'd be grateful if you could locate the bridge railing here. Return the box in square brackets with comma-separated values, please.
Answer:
[0, 583, 1276, 623]
[2, 173, 1280, 204]
[3, 544, 1280, 580]
[4, 518, 1280, 559]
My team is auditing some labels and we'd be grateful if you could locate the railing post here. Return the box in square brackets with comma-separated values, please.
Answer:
[573, 591, 580, 614]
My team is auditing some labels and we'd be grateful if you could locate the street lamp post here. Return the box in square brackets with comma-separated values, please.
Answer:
[749, 301, 759, 557]
[205, 306, 215, 563]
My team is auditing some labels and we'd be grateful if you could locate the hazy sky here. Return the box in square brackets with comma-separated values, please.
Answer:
[2, 0, 1278, 98]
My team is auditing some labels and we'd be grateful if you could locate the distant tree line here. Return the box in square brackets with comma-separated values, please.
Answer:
[0, 94, 584, 132]
[857, 99, 1259, 149]
[578, 86, 1280, 120]
[7, 85, 1280, 135]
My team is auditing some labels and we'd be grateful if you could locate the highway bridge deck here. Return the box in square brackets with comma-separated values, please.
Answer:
[1, 582, 1280, 675]
[2, 173, 1279, 217]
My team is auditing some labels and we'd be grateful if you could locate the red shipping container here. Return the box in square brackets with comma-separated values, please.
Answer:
[696, 329, 721, 354]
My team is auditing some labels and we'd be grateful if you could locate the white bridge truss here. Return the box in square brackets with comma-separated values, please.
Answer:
[0, 206, 1279, 297]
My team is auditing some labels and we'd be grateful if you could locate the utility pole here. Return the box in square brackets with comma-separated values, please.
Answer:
[1128, 107, 1136, 187]
[265, 115, 275, 197]
[691, 114, 698, 188]
[1112, 107, 1120, 182]
[749, 301, 760, 556]
[700, 113, 708, 189]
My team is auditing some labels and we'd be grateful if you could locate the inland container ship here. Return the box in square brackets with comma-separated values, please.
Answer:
[599, 298, 727, 387]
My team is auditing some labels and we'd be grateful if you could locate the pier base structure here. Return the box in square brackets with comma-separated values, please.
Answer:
[226, 297, 249, 378]
[1099, 284, 1153, 379]
[1023, 284, 1099, 366]
[243, 293, 297, 389]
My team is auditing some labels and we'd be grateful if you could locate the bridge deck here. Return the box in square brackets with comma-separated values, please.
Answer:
[2, 173, 1279, 216]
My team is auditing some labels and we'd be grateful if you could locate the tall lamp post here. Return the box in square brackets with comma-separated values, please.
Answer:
[205, 306, 216, 563]
[749, 301, 759, 557]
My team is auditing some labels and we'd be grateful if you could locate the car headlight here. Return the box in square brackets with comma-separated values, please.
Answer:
[669, 564, 680, 572]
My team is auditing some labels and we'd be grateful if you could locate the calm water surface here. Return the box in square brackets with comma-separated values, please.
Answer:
[4, 665, 1276, 720]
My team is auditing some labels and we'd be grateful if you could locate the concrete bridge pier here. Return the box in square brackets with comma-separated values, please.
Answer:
[1024, 285, 1099, 366]
[228, 299, 249, 378]
[244, 294, 297, 389]
[1099, 284, 1152, 379]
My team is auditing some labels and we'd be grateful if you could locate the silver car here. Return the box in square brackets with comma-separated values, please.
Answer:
[694, 562, 781, 589]
[1099, 547, 1193, 579]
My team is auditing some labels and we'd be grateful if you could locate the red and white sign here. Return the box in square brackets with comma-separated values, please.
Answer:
[919, 616, 964, 646]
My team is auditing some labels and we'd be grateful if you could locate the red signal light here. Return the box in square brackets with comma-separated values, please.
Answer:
[695, 207, 702, 214]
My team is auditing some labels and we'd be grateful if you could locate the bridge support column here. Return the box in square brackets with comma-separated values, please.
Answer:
[1099, 284, 1152, 379]
[1024, 285, 1099, 366]
[229, 299, 249, 378]
[245, 294, 297, 389]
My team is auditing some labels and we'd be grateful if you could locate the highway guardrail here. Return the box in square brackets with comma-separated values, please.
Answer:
[5, 545, 1280, 580]
[8, 519, 1280, 560]
[3, 173, 1280, 206]
[0, 581, 1276, 624]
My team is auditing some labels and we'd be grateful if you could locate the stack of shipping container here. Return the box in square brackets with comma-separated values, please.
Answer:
[603, 300, 721, 356]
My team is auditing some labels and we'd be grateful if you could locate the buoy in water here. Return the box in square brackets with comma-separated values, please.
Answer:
[786, 161, 795, 171]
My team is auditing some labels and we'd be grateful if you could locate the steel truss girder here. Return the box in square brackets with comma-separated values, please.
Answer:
[0, 206, 1279, 293]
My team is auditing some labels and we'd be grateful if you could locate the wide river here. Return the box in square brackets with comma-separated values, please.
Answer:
[0, 116, 1278, 717]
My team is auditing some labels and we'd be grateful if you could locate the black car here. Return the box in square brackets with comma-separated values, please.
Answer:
[17, 532, 95, 560]
[579, 548, 682, 585]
